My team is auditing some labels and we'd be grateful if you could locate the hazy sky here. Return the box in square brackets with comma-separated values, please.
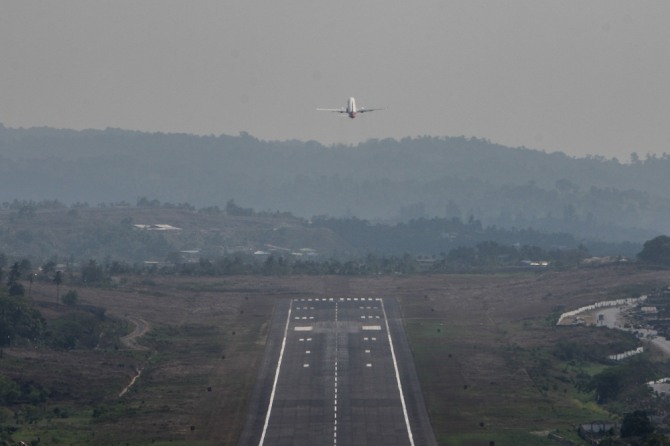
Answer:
[2, 1, 669, 160]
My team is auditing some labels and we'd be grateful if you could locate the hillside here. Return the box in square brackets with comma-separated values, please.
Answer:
[0, 206, 349, 263]
[3, 201, 649, 266]
[2, 124, 669, 244]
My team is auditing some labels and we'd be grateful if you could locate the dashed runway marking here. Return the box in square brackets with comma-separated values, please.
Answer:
[257, 297, 417, 446]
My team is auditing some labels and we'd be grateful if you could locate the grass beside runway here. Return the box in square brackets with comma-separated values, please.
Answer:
[402, 308, 640, 445]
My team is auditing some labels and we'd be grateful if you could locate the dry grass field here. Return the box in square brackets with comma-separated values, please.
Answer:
[3, 264, 670, 445]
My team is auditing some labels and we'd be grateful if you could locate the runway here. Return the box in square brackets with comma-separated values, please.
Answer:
[237, 297, 437, 446]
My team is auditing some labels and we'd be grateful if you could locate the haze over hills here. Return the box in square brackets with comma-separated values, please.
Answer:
[1, 123, 669, 246]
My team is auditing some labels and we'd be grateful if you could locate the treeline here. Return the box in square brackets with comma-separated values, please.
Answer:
[309, 215, 590, 256]
[16, 230, 670, 288]
[0, 197, 263, 215]
[188, 243, 589, 275]
[1, 242, 590, 285]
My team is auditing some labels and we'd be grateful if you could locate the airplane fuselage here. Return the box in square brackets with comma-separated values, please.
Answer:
[317, 97, 382, 118]
[347, 97, 357, 118]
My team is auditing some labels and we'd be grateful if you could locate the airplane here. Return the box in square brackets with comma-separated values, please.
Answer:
[317, 97, 384, 119]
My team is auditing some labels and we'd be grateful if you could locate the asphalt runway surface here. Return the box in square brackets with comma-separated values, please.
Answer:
[238, 297, 437, 446]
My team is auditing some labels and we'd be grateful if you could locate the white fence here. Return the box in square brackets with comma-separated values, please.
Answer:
[556, 295, 647, 325]
[608, 346, 643, 361]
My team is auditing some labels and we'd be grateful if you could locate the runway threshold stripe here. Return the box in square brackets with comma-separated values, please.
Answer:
[257, 299, 293, 446]
[381, 298, 416, 446]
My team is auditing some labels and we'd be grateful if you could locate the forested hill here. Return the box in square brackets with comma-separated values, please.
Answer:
[1, 123, 669, 243]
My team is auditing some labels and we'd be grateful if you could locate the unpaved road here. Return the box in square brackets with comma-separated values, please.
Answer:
[120, 316, 151, 351]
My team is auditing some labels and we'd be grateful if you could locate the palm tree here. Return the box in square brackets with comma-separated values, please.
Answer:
[53, 271, 63, 303]
[28, 273, 35, 297]
[7, 262, 24, 296]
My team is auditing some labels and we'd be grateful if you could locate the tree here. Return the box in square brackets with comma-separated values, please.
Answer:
[620, 410, 653, 438]
[81, 259, 105, 284]
[6, 262, 24, 297]
[18, 259, 31, 276]
[225, 199, 253, 216]
[27, 271, 35, 297]
[447, 246, 477, 268]
[7, 281, 24, 297]
[53, 271, 63, 303]
[62, 290, 79, 306]
[136, 196, 161, 207]
[0, 375, 20, 404]
[0, 295, 46, 347]
[6, 262, 20, 285]
[589, 367, 624, 403]
[42, 260, 56, 277]
[638, 235, 670, 266]
[644, 433, 670, 446]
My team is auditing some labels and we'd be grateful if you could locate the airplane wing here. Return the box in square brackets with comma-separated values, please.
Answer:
[316, 108, 347, 113]
[357, 107, 384, 113]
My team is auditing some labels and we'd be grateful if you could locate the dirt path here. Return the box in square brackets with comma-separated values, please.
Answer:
[119, 316, 151, 351]
[119, 368, 143, 397]
[117, 316, 151, 397]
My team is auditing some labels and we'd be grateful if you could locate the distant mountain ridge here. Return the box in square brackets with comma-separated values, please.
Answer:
[1, 123, 669, 243]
